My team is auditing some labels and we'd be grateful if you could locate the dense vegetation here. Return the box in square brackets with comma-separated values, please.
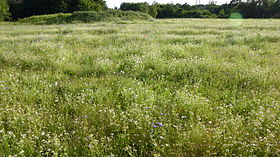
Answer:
[0, 0, 10, 21]
[0, 19, 280, 156]
[0, 0, 279, 21]
[8, 0, 107, 19]
[120, 0, 280, 18]
[19, 10, 152, 24]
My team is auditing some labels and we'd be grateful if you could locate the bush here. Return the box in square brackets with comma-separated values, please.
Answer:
[8, 0, 107, 20]
[70, 10, 152, 22]
[19, 13, 72, 24]
[183, 9, 216, 18]
[19, 10, 153, 24]
[0, 0, 10, 21]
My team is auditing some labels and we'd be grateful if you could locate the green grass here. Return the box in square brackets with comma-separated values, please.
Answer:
[19, 13, 72, 24]
[0, 19, 280, 156]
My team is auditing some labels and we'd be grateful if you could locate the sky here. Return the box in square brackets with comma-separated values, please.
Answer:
[106, 0, 229, 8]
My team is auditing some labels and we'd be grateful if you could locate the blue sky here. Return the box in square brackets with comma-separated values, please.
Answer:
[106, 0, 229, 8]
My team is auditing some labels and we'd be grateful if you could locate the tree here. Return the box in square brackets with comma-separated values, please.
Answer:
[120, 2, 149, 13]
[64, 0, 106, 12]
[8, 0, 67, 19]
[0, 0, 10, 21]
[157, 4, 178, 18]
[183, 9, 216, 18]
[120, 2, 158, 17]
[8, 0, 107, 19]
[218, 9, 226, 17]
[271, 0, 280, 18]
[149, 4, 158, 17]
[204, 2, 219, 15]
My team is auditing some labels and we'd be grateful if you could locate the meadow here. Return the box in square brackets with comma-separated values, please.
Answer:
[0, 19, 279, 156]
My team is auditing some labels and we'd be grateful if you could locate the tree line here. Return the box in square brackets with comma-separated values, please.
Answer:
[120, 0, 280, 18]
[0, 0, 107, 20]
[1, 0, 280, 21]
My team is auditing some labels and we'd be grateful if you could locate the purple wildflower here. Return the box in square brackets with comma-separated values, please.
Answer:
[157, 122, 163, 127]
[181, 116, 187, 119]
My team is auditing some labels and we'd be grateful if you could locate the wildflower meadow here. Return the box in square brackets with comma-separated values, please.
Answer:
[0, 19, 280, 156]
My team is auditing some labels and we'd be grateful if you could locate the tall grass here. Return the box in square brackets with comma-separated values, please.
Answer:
[0, 19, 279, 156]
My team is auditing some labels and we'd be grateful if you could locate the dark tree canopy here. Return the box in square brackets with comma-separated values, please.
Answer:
[120, 2, 158, 17]
[8, 0, 107, 19]
[119, 0, 280, 19]
[3, 0, 280, 20]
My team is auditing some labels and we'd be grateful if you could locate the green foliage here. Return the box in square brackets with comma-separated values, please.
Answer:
[218, 9, 226, 18]
[0, 0, 10, 21]
[9, 0, 68, 19]
[70, 10, 152, 22]
[120, 2, 149, 13]
[8, 0, 107, 19]
[120, 3, 218, 19]
[157, 3, 178, 18]
[64, 0, 106, 12]
[120, 2, 158, 18]
[77, 0, 101, 11]
[148, 4, 158, 18]
[19, 10, 153, 24]
[0, 19, 280, 156]
[120, 1, 280, 19]
[271, 0, 280, 18]
[183, 9, 216, 18]
[227, 0, 280, 18]
[5, 0, 280, 20]
[19, 13, 72, 24]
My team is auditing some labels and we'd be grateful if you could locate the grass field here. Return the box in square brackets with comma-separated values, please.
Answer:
[0, 19, 280, 156]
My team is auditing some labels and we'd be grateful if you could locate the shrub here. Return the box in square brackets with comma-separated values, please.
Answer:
[183, 9, 216, 18]
[70, 10, 152, 22]
[19, 13, 72, 24]
[0, 0, 10, 21]
[19, 10, 153, 24]
[8, 0, 107, 20]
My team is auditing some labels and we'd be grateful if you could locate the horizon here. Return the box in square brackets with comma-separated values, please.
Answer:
[106, 0, 230, 8]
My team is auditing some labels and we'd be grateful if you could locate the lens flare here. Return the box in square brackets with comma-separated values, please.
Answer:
[230, 12, 244, 26]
